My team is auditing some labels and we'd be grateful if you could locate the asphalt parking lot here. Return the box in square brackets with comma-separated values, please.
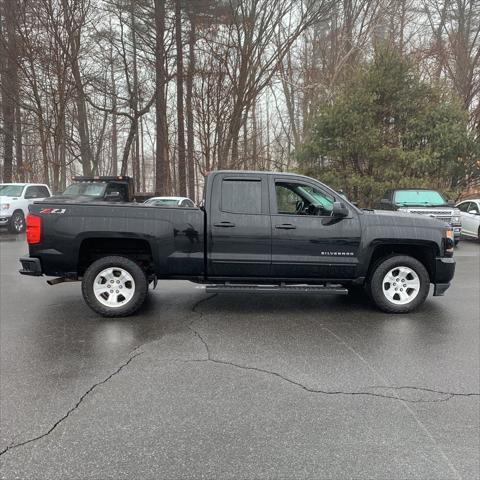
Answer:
[0, 233, 479, 479]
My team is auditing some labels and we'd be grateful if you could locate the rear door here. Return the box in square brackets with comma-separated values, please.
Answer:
[269, 176, 361, 280]
[208, 174, 271, 277]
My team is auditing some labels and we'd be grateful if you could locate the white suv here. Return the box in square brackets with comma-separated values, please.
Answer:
[0, 183, 52, 233]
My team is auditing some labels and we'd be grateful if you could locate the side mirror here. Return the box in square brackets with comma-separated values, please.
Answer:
[332, 201, 349, 217]
[378, 198, 392, 210]
[468, 210, 479, 215]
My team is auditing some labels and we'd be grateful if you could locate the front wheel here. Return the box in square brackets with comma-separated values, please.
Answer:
[82, 256, 148, 317]
[9, 211, 25, 234]
[368, 255, 430, 313]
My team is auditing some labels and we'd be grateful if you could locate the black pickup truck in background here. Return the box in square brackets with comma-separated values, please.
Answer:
[20, 171, 455, 317]
[51, 176, 136, 203]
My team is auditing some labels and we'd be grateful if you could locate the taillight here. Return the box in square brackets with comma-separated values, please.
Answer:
[26, 214, 42, 244]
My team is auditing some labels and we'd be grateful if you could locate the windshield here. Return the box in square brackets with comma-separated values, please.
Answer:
[63, 183, 106, 197]
[148, 198, 180, 206]
[0, 185, 24, 197]
[394, 190, 446, 206]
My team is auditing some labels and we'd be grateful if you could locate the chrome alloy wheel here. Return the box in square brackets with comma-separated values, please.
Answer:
[382, 266, 420, 305]
[93, 267, 135, 308]
[13, 214, 24, 232]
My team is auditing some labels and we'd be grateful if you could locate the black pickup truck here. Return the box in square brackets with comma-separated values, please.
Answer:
[19, 171, 455, 316]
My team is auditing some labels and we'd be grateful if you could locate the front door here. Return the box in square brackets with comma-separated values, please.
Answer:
[208, 174, 271, 277]
[269, 176, 361, 280]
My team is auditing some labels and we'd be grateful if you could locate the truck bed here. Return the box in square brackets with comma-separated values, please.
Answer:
[28, 202, 205, 278]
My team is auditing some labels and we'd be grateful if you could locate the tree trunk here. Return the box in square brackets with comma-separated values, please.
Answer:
[120, 118, 138, 176]
[130, 0, 140, 191]
[15, 103, 23, 182]
[61, 0, 93, 176]
[1, 0, 17, 182]
[175, 0, 186, 196]
[186, 18, 196, 200]
[154, 0, 169, 195]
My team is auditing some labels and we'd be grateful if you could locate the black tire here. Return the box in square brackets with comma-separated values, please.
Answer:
[81, 256, 148, 317]
[454, 239, 460, 246]
[367, 255, 430, 313]
[9, 210, 25, 234]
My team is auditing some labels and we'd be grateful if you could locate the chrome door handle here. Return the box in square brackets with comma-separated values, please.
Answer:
[275, 223, 296, 230]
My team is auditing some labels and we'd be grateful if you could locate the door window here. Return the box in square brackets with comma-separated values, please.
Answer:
[221, 179, 262, 214]
[275, 182, 334, 216]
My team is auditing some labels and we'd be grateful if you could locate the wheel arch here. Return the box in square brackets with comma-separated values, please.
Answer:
[365, 241, 439, 283]
[77, 237, 154, 276]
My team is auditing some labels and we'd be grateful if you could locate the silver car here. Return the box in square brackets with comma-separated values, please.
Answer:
[456, 199, 480, 240]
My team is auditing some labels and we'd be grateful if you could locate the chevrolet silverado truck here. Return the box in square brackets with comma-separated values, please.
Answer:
[19, 171, 455, 317]
[376, 188, 462, 245]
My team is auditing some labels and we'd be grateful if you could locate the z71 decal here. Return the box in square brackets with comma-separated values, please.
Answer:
[40, 208, 66, 214]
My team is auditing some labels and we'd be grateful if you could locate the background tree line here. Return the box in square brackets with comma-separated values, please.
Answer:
[1, 0, 479, 204]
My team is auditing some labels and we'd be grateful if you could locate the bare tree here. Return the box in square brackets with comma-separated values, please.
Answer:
[0, 0, 18, 182]
[154, 0, 170, 195]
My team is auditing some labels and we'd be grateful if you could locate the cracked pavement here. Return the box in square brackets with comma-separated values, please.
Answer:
[0, 234, 479, 479]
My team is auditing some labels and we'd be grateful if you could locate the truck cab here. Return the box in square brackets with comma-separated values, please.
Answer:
[53, 176, 134, 203]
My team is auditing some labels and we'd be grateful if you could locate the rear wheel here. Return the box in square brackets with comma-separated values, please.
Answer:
[9, 211, 25, 234]
[82, 256, 148, 317]
[368, 255, 430, 313]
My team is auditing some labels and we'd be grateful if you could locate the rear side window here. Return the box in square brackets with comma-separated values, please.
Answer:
[25, 186, 44, 199]
[221, 179, 262, 214]
[470, 203, 479, 213]
[36, 186, 50, 197]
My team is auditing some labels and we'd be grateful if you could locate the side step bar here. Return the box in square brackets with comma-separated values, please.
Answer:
[205, 283, 348, 295]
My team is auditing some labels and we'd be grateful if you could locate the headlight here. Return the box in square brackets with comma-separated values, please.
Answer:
[1, 203, 10, 210]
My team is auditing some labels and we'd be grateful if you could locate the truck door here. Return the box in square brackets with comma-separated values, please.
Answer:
[269, 176, 361, 280]
[208, 174, 271, 277]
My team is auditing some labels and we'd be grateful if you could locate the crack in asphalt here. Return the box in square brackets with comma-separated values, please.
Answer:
[187, 294, 480, 405]
[368, 385, 480, 398]
[0, 350, 143, 458]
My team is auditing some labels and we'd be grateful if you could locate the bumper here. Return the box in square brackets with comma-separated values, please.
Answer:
[19, 257, 43, 276]
[452, 226, 461, 240]
[432, 257, 455, 296]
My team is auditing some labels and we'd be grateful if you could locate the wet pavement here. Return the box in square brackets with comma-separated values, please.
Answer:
[0, 232, 479, 479]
